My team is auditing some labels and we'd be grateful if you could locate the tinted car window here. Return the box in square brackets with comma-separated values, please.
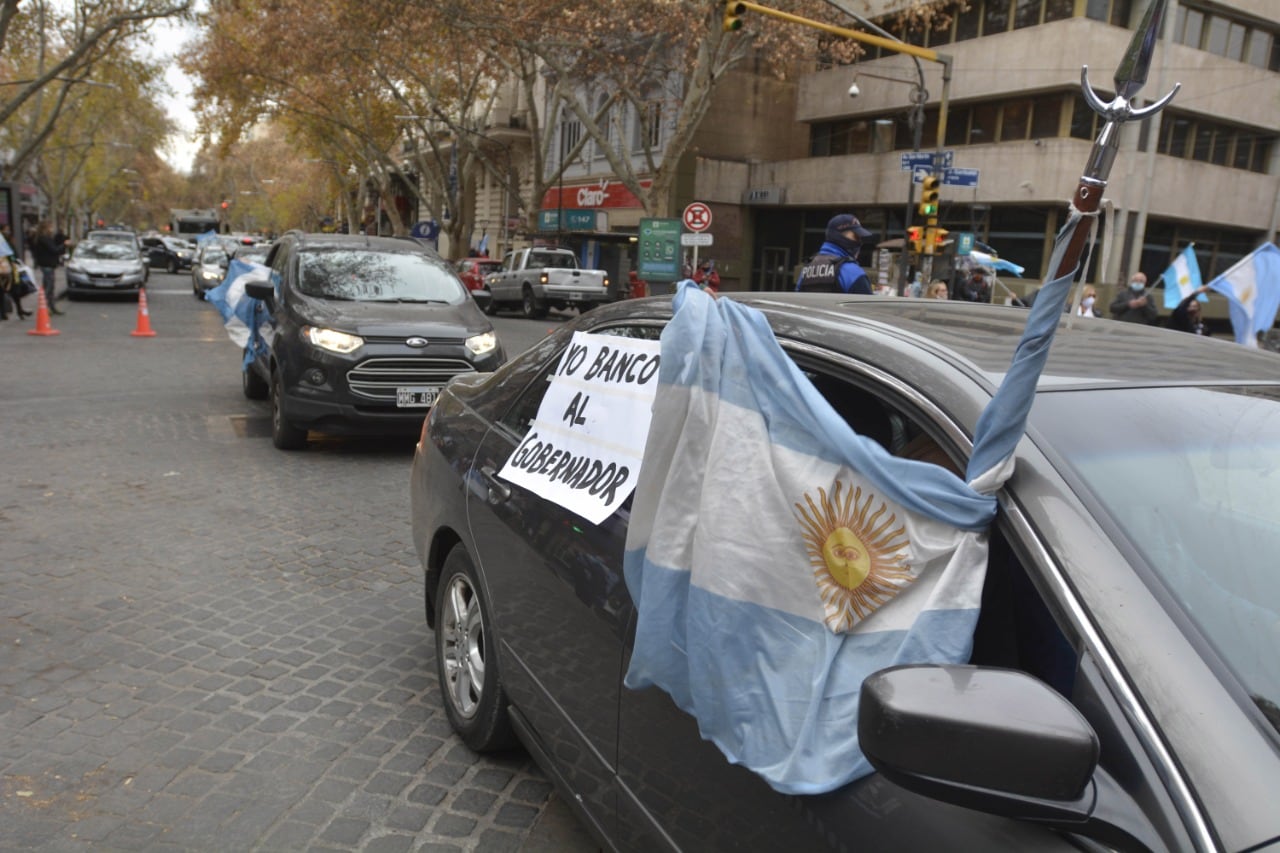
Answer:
[1035, 385, 1280, 731]
[296, 249, 468, 304]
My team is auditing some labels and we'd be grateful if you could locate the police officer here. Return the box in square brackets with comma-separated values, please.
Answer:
[795, 213, 873, 294]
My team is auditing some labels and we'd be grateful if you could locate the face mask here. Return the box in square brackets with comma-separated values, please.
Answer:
[1130, 280, 1145, 292]
[1082, 296, 1095, 308]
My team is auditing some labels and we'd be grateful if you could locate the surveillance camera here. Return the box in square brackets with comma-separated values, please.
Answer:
[848, 81, 861, 98]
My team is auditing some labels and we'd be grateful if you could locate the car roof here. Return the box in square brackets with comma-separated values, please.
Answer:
[286, 232, 437, 254]
[723, 294, 1280, 391]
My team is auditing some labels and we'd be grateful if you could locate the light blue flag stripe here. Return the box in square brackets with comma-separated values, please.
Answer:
[1161, 246, 1203, 310]
[204, 259, 272, 369]
[1207, 243, 1280, 346]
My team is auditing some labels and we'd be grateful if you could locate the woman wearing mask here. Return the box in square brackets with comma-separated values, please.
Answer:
[926, 280, 949, 300]
[1074, 285, 1101, 317]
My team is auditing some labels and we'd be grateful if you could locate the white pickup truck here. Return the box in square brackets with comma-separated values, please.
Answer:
[484, 247, 610, 318]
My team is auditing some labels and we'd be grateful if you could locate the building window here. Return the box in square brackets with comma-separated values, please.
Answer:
[1156, 112, 1274, 173]
[955, 2, 981, 41]
[1000, 100, 1031, 141]
[1013, 0, 1041, 30]
[1030, 98, 1061, 138]
[1043, 0, 1073, 23]
[984, 0, 1012, 35]
[632, 100, 661, 152]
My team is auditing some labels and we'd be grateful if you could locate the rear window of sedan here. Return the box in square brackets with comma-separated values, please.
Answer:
[297, 249, 469, 304]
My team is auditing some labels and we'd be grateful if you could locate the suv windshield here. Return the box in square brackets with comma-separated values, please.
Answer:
[297, 249, 467, 303]
[1036, 386, 1280, 732]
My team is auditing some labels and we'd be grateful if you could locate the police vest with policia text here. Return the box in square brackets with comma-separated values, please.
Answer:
[797, 253, 850, 293]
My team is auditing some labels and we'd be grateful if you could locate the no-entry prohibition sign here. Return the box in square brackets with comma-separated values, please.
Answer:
[682, 202, 712, 233]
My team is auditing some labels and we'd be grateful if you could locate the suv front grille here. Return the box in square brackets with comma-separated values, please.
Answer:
[347, 357, 475, 402]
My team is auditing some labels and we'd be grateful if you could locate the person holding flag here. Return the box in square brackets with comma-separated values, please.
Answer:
[1171, 284, 1212, 335]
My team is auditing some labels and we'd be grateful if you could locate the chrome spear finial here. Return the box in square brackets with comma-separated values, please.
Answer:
[1077, 0, 1180, 181]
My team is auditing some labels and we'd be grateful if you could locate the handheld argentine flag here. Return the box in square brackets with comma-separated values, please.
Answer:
[1162, 245, 1204, 309]
[624, 235, 1077, 793]
[1206, 243, 1280, 347]
[203, 258, 274, 368]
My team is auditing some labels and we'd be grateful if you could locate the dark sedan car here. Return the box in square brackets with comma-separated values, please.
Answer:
[411, 293, 1280, 852]
[144, 236, 196, 273]
[241, 231, 504, 450]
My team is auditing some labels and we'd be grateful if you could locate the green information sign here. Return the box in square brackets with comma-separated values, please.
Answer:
[637, 218, 682, 281]
[538, 209, 598, 231]
[956, 231, 975, 256]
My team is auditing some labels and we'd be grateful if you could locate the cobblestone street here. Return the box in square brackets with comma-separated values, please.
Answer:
[0, 279, 595, 852]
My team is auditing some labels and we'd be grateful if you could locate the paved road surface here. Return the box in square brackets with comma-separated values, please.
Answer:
[0, 273, 598, 852]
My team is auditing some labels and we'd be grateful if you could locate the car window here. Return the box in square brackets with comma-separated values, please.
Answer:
[295, 248, 468, 303]
[1033, 386, 1280, 732]
[201, 246, 228, 264]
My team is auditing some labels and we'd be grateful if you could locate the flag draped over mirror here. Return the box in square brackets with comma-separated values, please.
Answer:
[624, 248, 1077, 793]
[204, 258, 273, 368]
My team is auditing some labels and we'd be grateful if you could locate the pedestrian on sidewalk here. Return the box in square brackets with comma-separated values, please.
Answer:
[31, 220, 67, 315]
[0, 228, 29, 321]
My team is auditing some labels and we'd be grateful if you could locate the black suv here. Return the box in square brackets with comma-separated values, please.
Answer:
[242, 232, 505, 449]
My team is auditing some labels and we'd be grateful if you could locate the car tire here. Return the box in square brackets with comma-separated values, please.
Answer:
[482, 288, 498, 316]
[242, 359, 268, 400]
[434, 547, 517, 752]
[167, 258, 178, 274]
[270, 371, 308, 450]
[521, 287, 547, 320]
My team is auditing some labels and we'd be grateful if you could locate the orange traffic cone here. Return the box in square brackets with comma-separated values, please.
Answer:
[131, 287, 157, 337]
[27, 286, 61, 336]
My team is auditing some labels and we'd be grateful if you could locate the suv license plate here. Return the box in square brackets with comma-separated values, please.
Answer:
[396, 387, 440, 408]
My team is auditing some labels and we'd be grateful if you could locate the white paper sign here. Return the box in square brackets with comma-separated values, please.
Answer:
[499, 331, 662, 524]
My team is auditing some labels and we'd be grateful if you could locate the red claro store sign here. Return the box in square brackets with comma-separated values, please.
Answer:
[540, 179, 651, 210]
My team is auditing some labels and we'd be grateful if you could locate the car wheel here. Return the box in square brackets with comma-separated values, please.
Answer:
[521, 287, 547, 320]
[167, 258, 178, 274]
[482, 287, 498, 316]
[270, 371, 308, 450]
[435, 547, 516, 751]
[242, 359, 268, 400]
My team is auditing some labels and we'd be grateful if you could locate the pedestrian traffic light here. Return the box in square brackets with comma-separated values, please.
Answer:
[722, 0, 746, 32]
[907, 226, 924, 254]
[918, 176, 940, 218]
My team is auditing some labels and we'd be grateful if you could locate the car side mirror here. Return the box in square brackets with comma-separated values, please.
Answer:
[244, 281, 275, 303]
[470, 287, 492, 311]
[861, 665, 1097, 803]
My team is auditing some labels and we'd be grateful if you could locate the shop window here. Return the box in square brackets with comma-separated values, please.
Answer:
[1030, 97, 1062, 139]
[1001, 100, 1031, 141]
[984, 0, 1011, 35]
[1179, 7, 1204, 48]
[1204, 16, 1228, 56]
[1245, 30, 1272, 69]
[1043, 0, 1073, 23]
[955, 1, 981, 41]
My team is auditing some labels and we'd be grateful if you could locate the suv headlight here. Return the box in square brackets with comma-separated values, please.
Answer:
[464, 331, 498, 356]
[302, 326, 363, 354]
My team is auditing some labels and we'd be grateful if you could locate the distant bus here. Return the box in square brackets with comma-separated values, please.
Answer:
[170, 208, 220, 236]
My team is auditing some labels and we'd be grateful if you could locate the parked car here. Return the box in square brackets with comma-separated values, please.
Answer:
[64, 237, 149, 298]
[241, 232, 505, 450]
[144, 236, 196, 273]
[454, 257, 502, 292]
[191, 242, 231, 297]
[411, 293, 1280, 853]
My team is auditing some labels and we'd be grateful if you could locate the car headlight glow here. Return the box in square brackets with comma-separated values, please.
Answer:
[464, 331, 498, 356]
[201, 267, 222, 280]
[303, 326, 363, 354]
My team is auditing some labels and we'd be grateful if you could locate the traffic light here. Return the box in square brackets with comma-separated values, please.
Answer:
[907, 226, 924, 254]
[722, 0, 746, 32]
[931, 227, 950, 249]
[220, 200, 230, 210]
[918, 175, 940, 218]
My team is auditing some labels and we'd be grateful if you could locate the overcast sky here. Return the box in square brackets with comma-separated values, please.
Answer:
[149, 16, 200, 174]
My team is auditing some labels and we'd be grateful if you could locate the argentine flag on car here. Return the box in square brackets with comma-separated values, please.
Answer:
[624, 255, 1076, 793]
[204, 258, 274, 368]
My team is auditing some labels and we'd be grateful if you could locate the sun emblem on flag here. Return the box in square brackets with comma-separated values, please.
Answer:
[794, 480, 913, 633]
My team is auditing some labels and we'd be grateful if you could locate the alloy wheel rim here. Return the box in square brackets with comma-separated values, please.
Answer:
[441, 575, 484, 719]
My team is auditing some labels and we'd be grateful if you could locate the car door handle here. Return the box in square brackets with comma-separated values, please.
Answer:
[479, 466, 511, 503]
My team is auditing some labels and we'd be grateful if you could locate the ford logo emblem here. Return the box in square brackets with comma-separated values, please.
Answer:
[406, 337, 429, 348]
